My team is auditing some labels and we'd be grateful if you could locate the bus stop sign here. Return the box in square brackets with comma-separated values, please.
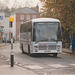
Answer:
[9, 16, 15, 22]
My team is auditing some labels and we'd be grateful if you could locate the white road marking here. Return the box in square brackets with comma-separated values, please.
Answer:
[48, 64, 67, 68]
[0, 56, 3, 58]
[15, 62, 18, 64]
[44, 73, 47, 75]
[70, 64, 75, 66]
[25, 64, 43, 69]
[9, 62, 10, 64]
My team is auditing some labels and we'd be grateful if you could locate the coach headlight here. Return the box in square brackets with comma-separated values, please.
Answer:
[34, 46, 38, 52]
[57, 45, 60, 51]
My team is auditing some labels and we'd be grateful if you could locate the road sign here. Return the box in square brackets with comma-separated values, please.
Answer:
[9, 16, 15, 22]
[0, 28, 3, 32]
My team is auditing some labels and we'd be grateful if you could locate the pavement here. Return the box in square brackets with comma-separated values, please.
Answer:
[0, 43, 75, 75]
[0, 43, 38, 75]
[62, 48, 72, 54]
[62, 48, 75, 55]
[0, 65, 38, 75]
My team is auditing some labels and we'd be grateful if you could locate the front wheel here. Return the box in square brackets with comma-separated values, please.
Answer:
[28, 44, 31, 55]
[53, 53, 58, 57]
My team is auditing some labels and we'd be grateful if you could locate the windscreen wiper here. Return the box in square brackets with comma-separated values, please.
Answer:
[35, 40, 40, 43]
[35, 39, 48, 43]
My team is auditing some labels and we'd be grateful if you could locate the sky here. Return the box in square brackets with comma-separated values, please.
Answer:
[0, 0, 41, 8]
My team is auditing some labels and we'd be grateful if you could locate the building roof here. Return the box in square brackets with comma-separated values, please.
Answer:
[5, 13, 10, 17]
[0, 10, 9, 17]
[14, 7, 40, 14]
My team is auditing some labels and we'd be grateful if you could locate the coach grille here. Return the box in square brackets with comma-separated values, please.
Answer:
[48, 45, 56, 50]
[38, 43, 56, 50]
[39, 45, 47, 50]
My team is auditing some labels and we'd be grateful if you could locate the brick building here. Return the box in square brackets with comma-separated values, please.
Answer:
[12, 6, 40, 40]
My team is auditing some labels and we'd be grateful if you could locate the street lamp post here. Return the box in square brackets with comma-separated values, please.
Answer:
[9, 16, 15, 67]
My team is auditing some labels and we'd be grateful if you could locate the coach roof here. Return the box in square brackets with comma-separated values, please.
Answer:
[21, 18, 60, 25]
[32, 18, 60, 22]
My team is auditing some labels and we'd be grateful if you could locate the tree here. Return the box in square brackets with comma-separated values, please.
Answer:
[40, 0, 75, 45]
[40, 0, 60, 18]
[59, 0, 75, 44]
[4, 6, 11, 15]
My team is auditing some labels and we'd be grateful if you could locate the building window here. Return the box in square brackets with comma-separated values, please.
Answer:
[0, 16, 3, 20]
[32, 15, 36, 19]
[20, 15, 24, 20]
[26, 15, 30, 20]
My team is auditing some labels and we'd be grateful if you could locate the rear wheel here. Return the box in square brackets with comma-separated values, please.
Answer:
[53, 53, 58, 57]
[28, 44, 31, 55]
[22, 44, 24, 54]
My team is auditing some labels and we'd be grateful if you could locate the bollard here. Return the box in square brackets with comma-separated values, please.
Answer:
[10, 53, 14, 67]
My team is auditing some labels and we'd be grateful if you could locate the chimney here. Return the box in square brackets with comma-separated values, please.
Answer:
[36, 4, 39, 12]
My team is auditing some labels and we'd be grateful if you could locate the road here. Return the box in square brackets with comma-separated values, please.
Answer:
[0, 42, 75, 75]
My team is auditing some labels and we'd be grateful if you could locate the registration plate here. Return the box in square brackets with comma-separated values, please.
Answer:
[44, 50, 51, 52]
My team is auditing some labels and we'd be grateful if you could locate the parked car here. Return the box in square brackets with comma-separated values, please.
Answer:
[2, 38, 6, 43]
[7, 39, 15, 43]
[2, 38, 15, 43]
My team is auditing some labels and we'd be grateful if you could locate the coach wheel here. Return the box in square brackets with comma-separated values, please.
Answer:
[53, 53, 58, 57]
[28, 44, 31, 55]
[22, 44, 24, 54]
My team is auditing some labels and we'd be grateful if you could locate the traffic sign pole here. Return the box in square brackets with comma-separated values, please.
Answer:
[10, 32, 14, 67]
[9, 16, 15, 67]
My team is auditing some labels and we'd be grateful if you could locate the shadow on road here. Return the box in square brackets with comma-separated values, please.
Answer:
[31, 54, 53, 57]
[22, 52, 62, 58]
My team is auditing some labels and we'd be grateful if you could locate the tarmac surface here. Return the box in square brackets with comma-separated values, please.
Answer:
[0, 42, 75, 75]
